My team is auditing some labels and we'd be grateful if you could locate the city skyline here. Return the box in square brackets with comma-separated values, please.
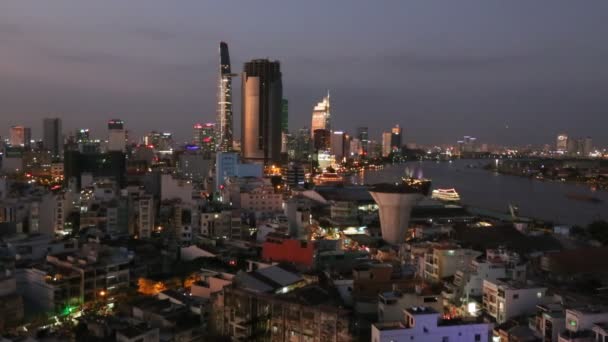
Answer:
[1, 1, 608, 146]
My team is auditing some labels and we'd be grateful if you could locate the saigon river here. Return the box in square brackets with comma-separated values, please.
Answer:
[354, 159, 608, 226]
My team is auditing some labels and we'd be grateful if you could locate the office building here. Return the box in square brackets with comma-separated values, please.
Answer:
[556, 133, 568, 152]
[43, 118, 62, 158]
[583, 137, 593, 156]
[9, 126, 31, 148]
[76, 129, 90, 143]
[391, 124, 402, 152]
[216, 41, 234, 152]
[215, 152, 263, 191]
[292, 127, 312, 161]
[313, 129, 331, 152]
[357, 126, 369, 156]
[144, 131, 173, 151]
[381, 132, 392, 157]
[281, 99, 289, 133]
[193, 123, 215, 155]
[310, 91, 331, 136]
[331, 131, 346, 161]
[241, 59, 283, 164]
[63, 150, 126, 189]
[107, 119, 126, 152]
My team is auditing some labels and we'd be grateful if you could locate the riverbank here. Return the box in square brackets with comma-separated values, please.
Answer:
[358, 160, 608, 226]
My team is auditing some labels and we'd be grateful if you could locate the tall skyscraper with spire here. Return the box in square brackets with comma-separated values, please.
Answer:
[216, 41, 234, 152]
[310, 91, 331, 137]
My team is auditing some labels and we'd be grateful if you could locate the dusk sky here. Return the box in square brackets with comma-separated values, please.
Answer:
[1, 1, 608, 146]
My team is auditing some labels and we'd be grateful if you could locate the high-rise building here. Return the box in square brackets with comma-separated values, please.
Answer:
[216, 41, 234, 152]
[9, 126, 31, 148]
[193, 123, 215, 155]
[43, 118, 62, 158]
[583, 137, 593, 156]
[313, 129, 331, 152]
[281, 99, 289, 133]
[381, 132, 392, 157]
[556, 133, 568, 152]
[144, 131, 173, 151]
[107, 119, 126, 152]
[241, 59, 283, 164]
[76, 129, 90, 143]
[391, 124, 402, 152]
[331, 131, 345, 161]
[310, 91, 331, 136]
[357, 127, 369, 156]
[292, 128, 311, 161]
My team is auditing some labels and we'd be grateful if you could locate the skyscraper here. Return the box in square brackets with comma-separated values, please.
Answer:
[331, 131, 345, 161]
[43, 118, 62, 158]
[9, 126, 31, 148]
[357, 127, 369, 156]
[556, 133, 568, 152]
[381, 132, 392, 157]
[391, 124, 402, 152]
[281, 99, 289, 133]
[310, 91, 331, 137]
[216, 42, 234, 152]
[241, 59, 283, 164]
[107, 119, 126, 152]
[193, 123, 215, 155]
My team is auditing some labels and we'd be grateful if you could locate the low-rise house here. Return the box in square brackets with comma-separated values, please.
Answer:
[372, 306, 491, 342]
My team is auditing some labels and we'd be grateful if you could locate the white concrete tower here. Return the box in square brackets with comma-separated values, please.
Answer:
[369, 183, 426, 245]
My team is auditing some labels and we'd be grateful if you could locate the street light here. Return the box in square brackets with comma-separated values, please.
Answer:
[99, 290, 106, 297]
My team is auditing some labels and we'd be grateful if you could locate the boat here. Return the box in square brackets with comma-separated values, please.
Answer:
[431, 188, 461, 202]
[565, 193, 603, 203]
[314, 172, 344, 185]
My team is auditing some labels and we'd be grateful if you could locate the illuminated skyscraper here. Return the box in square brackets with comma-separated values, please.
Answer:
[357, 127, 369, 155]
[556, 133, 568, 152]
[381, 132, 392, 157]
[9, 126, 31, 148]
[241, 59, 283, 164]
[310, 91, 331, 137]
[216, 41, 234, 152]
[193, 123, 215, 155]
[391, 124, 402, 152]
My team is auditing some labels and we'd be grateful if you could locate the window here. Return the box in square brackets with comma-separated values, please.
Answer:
[513, 294, 519, 299]
[442, 337, 449, 342]
[475, 334, 481, 341]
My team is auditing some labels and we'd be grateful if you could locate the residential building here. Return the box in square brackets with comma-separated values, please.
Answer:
[482, 279, 547, 324]
[372, 306, 490, 342]
[423, 246, 482, 282]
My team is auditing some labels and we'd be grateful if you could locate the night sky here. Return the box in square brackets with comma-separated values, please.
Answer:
[1, 1, 608, 146]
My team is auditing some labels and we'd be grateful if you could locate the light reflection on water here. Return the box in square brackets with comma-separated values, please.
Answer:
[353, 159, 608, 225]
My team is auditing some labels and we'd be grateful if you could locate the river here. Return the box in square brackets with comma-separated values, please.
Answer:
[354, 159, 608, 226]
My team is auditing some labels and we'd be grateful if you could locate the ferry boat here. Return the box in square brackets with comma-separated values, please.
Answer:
[431, 188, 461, 202]
[314, 172, 344, 185]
